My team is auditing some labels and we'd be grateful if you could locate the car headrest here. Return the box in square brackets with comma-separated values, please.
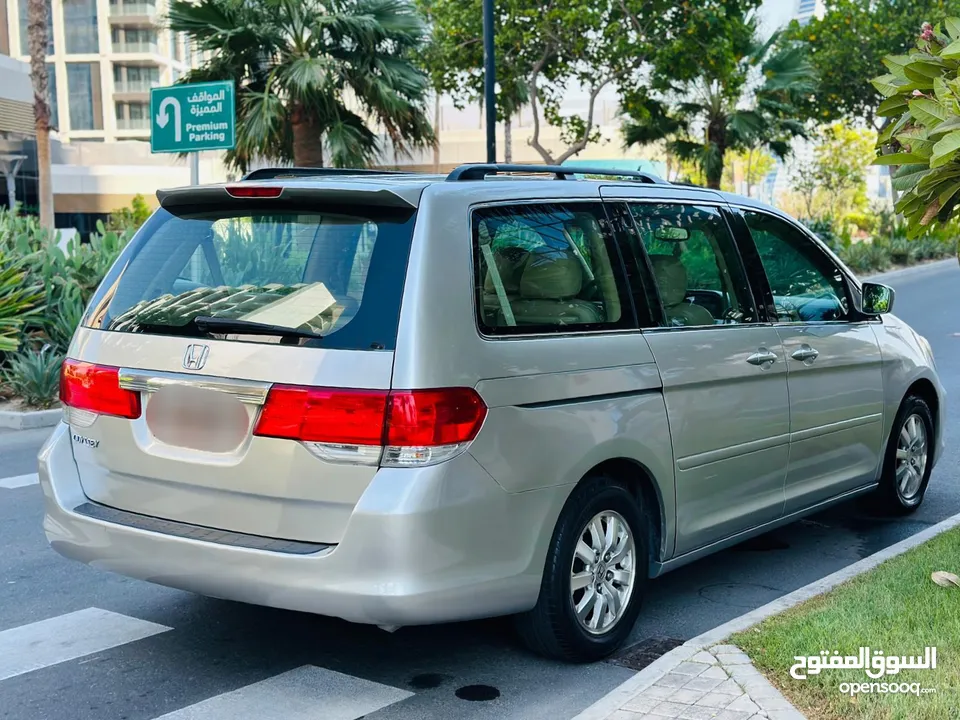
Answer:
[649, 254, 688, 307]
[483, 248, 529, 294]
[519, 250, 583, 299]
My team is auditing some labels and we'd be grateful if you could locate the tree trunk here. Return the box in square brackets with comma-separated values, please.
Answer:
[706, 120, 725, 190]
[28, 0, 54, 229]
[433, 94, 441, 172]
[291, 104, 324, 167]
[504, 116, 512, 163]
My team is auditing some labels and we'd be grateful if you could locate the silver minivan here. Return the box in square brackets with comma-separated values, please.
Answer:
[40, 164, 944, 662]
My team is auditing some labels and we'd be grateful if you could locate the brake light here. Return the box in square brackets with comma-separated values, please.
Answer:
[224, 185, 283, 198]
[60, 359, 142, 420]
[253, 385, 487, 467]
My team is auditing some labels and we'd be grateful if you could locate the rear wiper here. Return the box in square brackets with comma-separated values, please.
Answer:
[193, 316, 324, 340]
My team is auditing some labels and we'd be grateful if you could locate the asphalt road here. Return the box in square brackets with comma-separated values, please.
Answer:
[1, 259, 957, 720]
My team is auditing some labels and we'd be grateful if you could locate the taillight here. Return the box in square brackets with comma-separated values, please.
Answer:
[60, 359, 142, 421]
[253, 385, 487, 467]
[224, 185, 283, 198]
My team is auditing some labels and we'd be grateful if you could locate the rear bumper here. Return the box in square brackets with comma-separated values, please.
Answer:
[39, 423, 567, 626]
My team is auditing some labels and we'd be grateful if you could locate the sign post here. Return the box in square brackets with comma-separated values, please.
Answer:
[150, 81, 236, 185]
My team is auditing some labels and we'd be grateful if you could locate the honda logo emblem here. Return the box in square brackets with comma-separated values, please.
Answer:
[182, 344, 210, 370]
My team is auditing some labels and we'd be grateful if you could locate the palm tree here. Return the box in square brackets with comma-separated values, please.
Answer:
[623, 29, 816, 190]
[168, 0, 435, 170]
[27, 0, 54, 229]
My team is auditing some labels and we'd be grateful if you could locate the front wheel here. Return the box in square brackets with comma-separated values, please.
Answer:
[874, 395, 935, 514]
[515, 475, 649, 662]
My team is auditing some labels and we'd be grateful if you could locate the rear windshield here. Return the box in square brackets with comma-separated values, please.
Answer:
[82, 201, 416, 351]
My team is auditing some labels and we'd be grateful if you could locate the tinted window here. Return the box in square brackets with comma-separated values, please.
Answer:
[473, 203, 633, 334]
[742, 211, 849, 322]
[82, 202, 416, 351]
[629, 204, 755, 327]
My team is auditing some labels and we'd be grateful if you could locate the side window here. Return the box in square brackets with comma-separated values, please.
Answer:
[629, 203, 755, 327]
[741, 211, 850, 322]
[473, 203, 634, 334]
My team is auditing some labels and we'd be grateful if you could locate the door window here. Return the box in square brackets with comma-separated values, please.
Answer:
[741, 211, 850, 322]
[628, 204, 755, 327]
[473, 203, 634, 334]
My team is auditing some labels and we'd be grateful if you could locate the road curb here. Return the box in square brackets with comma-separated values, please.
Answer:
[860, 257, 956, 284]
[572, 509, 960, 720]
[0, 408, 62, 430]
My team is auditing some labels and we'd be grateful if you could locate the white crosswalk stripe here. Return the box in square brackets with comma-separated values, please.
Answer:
[154, 665, 414, 720]
[0, 473, 39, 489]
[0, 607, 171, 681]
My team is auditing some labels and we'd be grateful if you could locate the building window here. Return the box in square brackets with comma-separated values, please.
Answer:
[62, 0, 99, 53]
[47, 62, 59, 130]
[19, 0, 55, 55]
[67, 63, 96, 130]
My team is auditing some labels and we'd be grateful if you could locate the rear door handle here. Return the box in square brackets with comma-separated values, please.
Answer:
[746, 349, 778, 367]
[791, 344, 820, 363]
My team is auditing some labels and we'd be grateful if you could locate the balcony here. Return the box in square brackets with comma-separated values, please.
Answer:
[108, 3, 158, 24]
[113, 79, 159, 98]
[112, 40, 159, 54]
[116, 116, 150, 130]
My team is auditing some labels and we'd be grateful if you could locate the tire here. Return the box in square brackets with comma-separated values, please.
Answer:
[515, 474, 649, 662]
[874, 395, 935, 515]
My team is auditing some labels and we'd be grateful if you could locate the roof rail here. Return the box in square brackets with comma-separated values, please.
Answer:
[445, 163, 665, 183]
[241, 167, 410, 181]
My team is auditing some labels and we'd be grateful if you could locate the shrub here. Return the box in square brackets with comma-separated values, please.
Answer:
[0, 249, 44, 353]
[3, 346, 63, 409]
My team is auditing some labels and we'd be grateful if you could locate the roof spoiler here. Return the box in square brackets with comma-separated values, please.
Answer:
[241, 167, 410, 181]
[156, 184, 419, 210]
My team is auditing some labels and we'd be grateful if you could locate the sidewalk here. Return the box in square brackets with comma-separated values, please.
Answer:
[601, 643, 802, 720]
[574, 511, 960, 720]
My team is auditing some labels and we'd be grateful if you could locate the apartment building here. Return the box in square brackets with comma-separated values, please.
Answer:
[1, 0, 191, 142]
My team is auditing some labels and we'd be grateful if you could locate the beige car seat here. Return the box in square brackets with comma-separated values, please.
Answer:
[649, 254, 716, 327]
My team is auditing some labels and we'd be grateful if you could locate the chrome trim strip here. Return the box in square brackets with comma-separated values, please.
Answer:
[789, 414, 883, 443]
[676, 433, 791, 471]
[117, 368, 271, 405]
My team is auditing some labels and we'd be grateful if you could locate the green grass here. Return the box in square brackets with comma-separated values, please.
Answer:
[732, 527, 960, 720]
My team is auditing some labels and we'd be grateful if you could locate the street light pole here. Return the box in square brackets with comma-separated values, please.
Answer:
[482, 0, 496, 163]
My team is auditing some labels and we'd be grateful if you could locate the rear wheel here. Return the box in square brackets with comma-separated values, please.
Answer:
[515, 474, 649, 662]
[875, 395, 934, 514]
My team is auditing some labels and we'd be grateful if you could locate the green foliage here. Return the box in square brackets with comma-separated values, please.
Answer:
[0, 207, 133, 359]
[785, 0, 960, 126]
[0, 249, 44, 353]
[168, 0, 434, 170]
[871, 17, 960, 238]
[105, 194, 151, 233]
[2, 345, 64, 409]
[623, 11, 816, 189]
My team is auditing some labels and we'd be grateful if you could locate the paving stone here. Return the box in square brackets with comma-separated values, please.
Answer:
[695, 691, 736, 709]
[658, 673, 693, 689]
[682, 676, 723, 693]
[727, 664, 764, 681]
[623, 695, 661, 714]
[711, 710, 754, 720]
[699, 665, 729, 680]
[755, 698, 797, 712]
[678, 706, 723, 720]
[670, 688, 707, 705]
[674, 661, 713, 676]
[715, 651, 752, 666]
[726, 696, 761, 714]
[764, 710, 805, 720]
[712, 679, 744, 696]
[650, 700, 693, 717]
[647, 684, 679, 700]
[690, 651, 719, 665]
[608, 710, 646, 720]
[710, 644, 742, 654]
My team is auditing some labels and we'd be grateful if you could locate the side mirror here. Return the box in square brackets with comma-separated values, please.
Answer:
[862, 282, 895, 315]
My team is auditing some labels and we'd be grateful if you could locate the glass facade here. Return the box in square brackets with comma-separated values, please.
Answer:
[47, 62, 59, 130]
[19, 0, 55, 55]
[62, 0, 99, 53]
[67, 62, 96, 130]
